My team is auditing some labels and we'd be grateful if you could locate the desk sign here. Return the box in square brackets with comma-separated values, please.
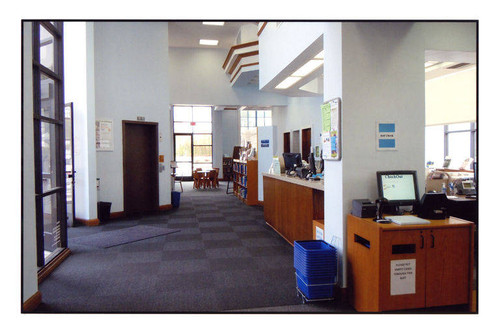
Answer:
[390, 259, 416, 295]
[377, 122, 397, 150]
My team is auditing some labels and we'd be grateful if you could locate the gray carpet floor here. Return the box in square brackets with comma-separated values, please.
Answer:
[35, 181, 352, 313]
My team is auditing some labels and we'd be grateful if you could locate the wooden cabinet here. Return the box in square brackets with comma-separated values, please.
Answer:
[347, 214, 474, 312]
[232, 159, 258, 205]
[263, 174, 324, 244]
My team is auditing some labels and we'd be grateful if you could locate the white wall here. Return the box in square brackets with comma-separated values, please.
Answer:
[220, 110, 240, 157]
[64, 22, 98, 221]
[93, 22, 171, 212]
[321, 22, 344, 285]
[259, 22, 327, 89]
[22, 22, 38, 303]
[425, 67, 476, 125]
[169, 47, 287, 107]
[337, 23, 426, 286]
[271, 96, 323, 157]
[212, 110, 223, 174]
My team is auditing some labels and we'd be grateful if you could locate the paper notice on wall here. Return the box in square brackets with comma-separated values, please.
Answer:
[322, 132, 331, 160]
[321, 103, 331, 132]
[96, 120, 114, 151]
[390, 259, 416, 295]
[315, 226, 324, 240]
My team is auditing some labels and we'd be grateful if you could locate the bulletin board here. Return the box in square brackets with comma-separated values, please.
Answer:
[321, 98, 341, 160]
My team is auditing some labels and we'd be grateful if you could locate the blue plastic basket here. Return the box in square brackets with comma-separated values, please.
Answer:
[296, 273, 335, 300]
[296, 269, 336, 285]
[294, 240, 337, 278]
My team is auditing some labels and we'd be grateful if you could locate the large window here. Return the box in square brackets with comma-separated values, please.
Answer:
[32, 21, 67, 267]
[425, 122, 476, 169]
[173, 106, 213, 178]
[240, 109, 272, 148]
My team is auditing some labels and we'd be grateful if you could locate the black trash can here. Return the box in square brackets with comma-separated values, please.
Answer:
[97, 201, 112, 222]
[171, 191, 181, 208]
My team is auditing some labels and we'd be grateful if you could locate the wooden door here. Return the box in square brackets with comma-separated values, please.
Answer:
[283, 132, 290, 153]
[301, 128, 311, 160]
[425, 227, 471, 307]
[123, 121, 159, 216]
[379, 229, 427, 311]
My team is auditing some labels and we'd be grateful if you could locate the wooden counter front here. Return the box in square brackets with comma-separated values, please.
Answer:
[263, 174, 324, 244]
[347, 214, 475, 312]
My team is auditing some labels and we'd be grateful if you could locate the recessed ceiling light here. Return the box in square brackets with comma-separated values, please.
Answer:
[276, 77, 301, 89]
[200, 39, 219, 46]
[203, 22, 225, 26]
[291, 59, 324, 77]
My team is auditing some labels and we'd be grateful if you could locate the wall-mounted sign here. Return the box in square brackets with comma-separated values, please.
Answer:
[261, 139, 270, 148]
[321, 98, 341, 160]
[377, 122, 397, 150]
[96, 120, 113, 151]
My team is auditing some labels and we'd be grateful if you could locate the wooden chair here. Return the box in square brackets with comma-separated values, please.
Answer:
[192, 171, 202, 189]
[213, 168, 220, 188]
[208, 169, 218, 189]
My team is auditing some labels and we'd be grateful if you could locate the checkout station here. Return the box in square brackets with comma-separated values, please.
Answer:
[263, 151, 325, 244]
[263, 152, 477, 312]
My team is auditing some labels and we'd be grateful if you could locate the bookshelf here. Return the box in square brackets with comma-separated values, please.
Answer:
[232, 159, 258, 205]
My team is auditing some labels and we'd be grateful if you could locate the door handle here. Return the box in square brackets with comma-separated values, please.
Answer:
[420, 234, 424, 249]
[430, 233, 435, 248]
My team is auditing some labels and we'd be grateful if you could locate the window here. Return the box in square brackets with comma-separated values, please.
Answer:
[240, 109, 272, 148]
[173, 106, 213, 178]
[425, 122, 476, 169]
[32, 21, 68, 267]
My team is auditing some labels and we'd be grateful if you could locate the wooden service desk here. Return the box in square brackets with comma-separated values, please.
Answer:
[263, 173, 324, 244]
[347, 214, 475, 312]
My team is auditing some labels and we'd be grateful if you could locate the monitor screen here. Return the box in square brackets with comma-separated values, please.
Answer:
[283, 153, 302, 171]
[377, 170, 419, 206]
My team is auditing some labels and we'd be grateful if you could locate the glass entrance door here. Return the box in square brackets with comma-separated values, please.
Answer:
[174, 134, 193, 179]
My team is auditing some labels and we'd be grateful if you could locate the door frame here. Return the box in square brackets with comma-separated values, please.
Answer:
[65, 102, 75, 226]
[173, 132, 214, 181]
[122, 120, 159, 215]
[174, 133, 194, 181]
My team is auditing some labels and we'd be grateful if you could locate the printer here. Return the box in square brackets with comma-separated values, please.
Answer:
[351, 199, 377, 218]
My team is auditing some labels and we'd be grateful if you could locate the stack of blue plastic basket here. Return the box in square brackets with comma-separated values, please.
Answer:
[294, 240, 337, 300]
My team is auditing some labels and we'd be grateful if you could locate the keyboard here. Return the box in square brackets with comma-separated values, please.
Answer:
[385, 215, 431, 225]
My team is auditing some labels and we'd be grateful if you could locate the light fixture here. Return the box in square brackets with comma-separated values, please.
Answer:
[275, 77, 301, 89]
[291, 59, 324, 77]
[203, 21, 224, 26]
[275, 49, 325, 90]
[199, 39, 219, 46]
[314, 50, 325, 59]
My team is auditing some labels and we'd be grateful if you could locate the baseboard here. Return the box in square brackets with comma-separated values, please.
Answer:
[38, 248, 71, 284]
[75, 218, 100, 226]
[159, 204, 173, 211]
[22, 291, 42, 312]
[110, 211, 126, 219]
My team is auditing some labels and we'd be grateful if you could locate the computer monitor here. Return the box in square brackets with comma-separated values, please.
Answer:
[283, 153, 302, 171]
[376, 170, 420, 210]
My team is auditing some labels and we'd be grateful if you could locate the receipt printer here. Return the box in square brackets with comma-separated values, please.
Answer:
[351, 199, 377, 218]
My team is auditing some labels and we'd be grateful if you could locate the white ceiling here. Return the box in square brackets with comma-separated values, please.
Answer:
[168, 21, 257, 49]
